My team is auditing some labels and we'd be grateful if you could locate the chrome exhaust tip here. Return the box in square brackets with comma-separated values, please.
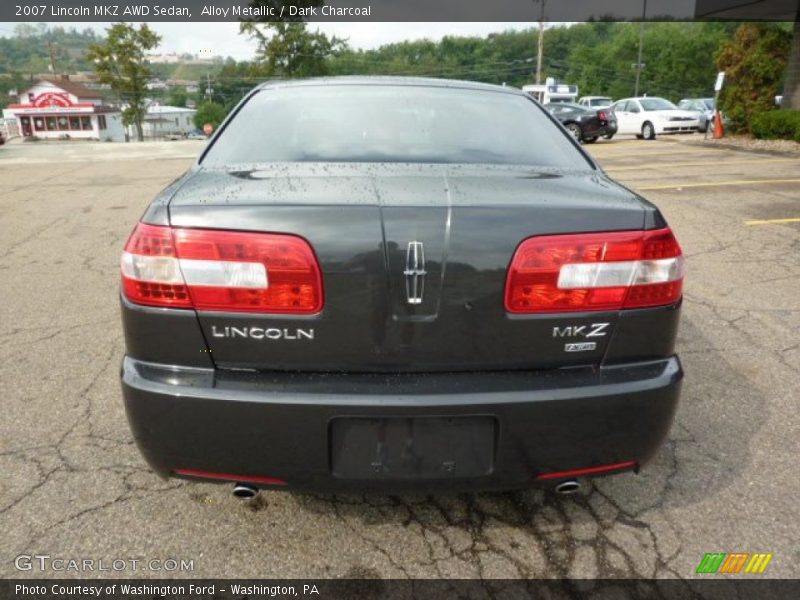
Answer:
[554, 480, 581, 495]
[232, 483, 258, 500]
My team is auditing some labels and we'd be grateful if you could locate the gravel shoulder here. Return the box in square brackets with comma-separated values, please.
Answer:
[677, 134, 800, 156]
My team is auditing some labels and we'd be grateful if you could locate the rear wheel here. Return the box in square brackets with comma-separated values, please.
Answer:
[642, 121, 656, 140]
[603, 133, 615, 140]
[565, 123, 583, 142]
[584, 137, 598, 143]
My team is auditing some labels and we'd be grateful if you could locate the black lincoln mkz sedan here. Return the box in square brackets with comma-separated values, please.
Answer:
[120, 78, 683, 497]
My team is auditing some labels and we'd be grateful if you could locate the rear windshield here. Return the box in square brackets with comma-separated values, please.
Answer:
[201, 85, 590, 169]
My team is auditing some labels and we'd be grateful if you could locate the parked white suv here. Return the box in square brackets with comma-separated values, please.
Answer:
[612, 97, 700, 140]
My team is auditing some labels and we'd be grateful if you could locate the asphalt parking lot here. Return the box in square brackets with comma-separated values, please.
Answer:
[1, 136, 798, 582]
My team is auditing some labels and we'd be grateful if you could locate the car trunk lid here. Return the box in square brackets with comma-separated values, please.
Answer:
[167, 163, 651, 372]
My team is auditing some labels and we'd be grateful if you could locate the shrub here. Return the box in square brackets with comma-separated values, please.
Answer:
[715, 24, 791, 133]
[194, 101, 227, 131]
[750, 110, 800, 140]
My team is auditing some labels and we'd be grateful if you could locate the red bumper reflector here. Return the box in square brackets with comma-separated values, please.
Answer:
[535, 460, 637, 481]
[174, 468, 287, 486]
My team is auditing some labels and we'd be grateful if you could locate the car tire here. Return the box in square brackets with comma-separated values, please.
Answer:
[565, 123, 583, 142]
[603, 133, 614, 140]
[642, 121, 656, 140]
[584, 137, 598, 143]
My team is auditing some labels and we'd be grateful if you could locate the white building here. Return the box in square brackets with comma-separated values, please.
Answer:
[2, 78, 125, 142]
[146, 52, 183, 64]
[130, 104, 197, 139]
[145, 79, 169, 91]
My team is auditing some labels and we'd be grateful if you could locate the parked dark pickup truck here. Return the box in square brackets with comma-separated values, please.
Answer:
[120, 77, 684, 497]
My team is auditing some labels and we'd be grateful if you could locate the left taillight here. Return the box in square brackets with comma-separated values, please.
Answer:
[504, 227, 684, 313]
[121, 223, 323, 313]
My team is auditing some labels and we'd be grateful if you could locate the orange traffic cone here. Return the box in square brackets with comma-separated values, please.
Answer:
[713, 110, 724, 139]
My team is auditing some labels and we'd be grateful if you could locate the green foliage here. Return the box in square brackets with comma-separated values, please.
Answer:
[0, 71, 27, 110]
[167, 89, 188, 108]
[194, 101, 227, 130]
[716, 23, 792, 132]
[325, 22, 742, 99]
[750, 109, 800, 140]
[208, 61, 264, 111]
[149, 62, 224, 82]
[241, 22, 346, 78]
[87, 24, 161, 141]
[0, 24, 101, 74]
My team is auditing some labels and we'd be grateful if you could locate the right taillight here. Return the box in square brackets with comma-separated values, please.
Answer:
[121, 223, 323, 313]
[505, 228, 684, 313]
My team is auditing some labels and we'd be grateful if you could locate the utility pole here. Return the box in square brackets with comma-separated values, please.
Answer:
[205, 72, 213, 101]
[534, 0, 547, 84]
[47, 41, 58, 75]
[634, 0, 647, 96]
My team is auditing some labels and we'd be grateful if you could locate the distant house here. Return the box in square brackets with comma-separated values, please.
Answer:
[130, 103, 197, 138]
[146, 79, 169, 91]
[2, 77, 125, 142]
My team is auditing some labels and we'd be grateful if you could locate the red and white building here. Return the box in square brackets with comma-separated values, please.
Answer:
[2, 78, 126, 142]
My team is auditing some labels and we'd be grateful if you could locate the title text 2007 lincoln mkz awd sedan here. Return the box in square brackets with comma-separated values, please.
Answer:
[120, 78, 684, 497]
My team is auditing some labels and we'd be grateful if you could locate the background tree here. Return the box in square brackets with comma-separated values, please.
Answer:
[208, 60, 266, 111]
[167, 88, 188, 108]
[0, 25, 101, 75]
[716, 23, 792, 131]
[781, 20, 800, 109]
[194, 100, 227, 131]
[87, 23, 161, 141]
[240, 21, 346, 78]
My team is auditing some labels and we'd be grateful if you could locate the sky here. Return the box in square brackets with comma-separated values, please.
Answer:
[7, 22, 542, 60]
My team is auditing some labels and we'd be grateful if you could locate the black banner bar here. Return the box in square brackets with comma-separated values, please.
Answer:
[3, 0, 799, 23]
[3, 579, 800, 600]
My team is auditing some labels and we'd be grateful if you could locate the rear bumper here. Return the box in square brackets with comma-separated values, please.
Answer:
[585, 122, 617, 138]
[121, 355, 682, 492]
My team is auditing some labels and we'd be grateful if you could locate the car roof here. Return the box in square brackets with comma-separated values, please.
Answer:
[545, 102, 589, 110]
[615, 97, 673, 102]
[254, 76, 523, 96]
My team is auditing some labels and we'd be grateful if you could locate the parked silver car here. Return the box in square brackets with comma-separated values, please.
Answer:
[677, 98, 725, 133]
